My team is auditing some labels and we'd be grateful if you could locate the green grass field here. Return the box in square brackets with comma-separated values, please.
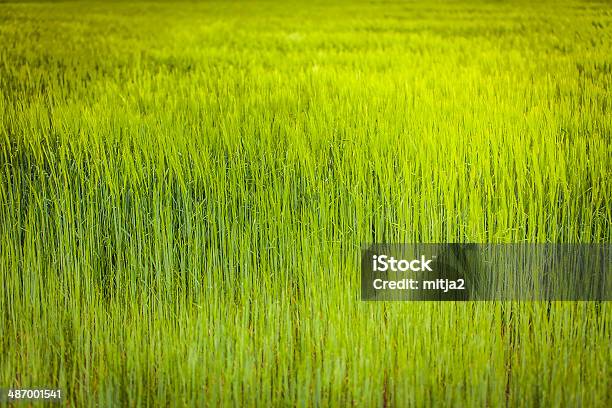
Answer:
[0, 0, 610, 406]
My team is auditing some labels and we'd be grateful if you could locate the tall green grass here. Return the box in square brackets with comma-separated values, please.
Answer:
[0, 0, 610, 406]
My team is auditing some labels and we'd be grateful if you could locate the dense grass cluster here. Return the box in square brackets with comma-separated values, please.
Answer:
[1, 0, 610, 406]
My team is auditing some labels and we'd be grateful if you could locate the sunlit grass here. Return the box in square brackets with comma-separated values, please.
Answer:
[0, 0, 610, 406]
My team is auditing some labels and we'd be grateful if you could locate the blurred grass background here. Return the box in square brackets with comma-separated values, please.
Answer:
[0, 0, 610, 406]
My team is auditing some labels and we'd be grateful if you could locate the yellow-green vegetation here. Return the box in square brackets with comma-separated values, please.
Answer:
[0, 0, 610, 406]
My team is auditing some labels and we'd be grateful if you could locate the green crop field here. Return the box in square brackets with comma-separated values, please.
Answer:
[0, 0, 610, 406]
